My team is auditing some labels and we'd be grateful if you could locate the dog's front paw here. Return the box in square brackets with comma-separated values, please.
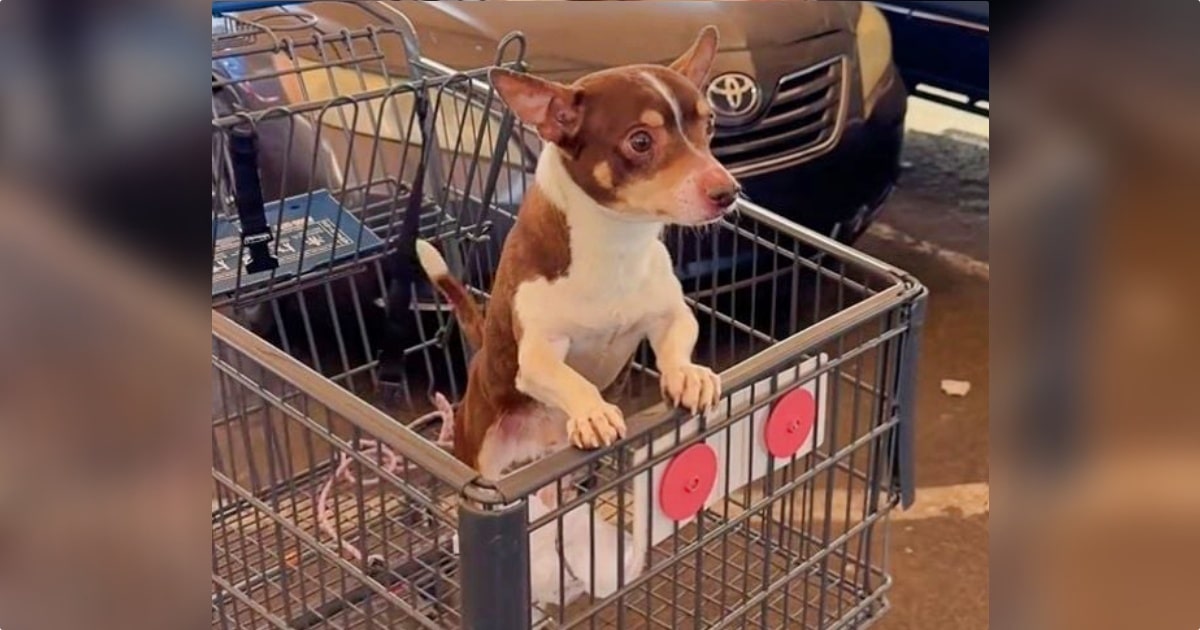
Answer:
[567, 402, 626, 449]
[661, 363, 721, 414]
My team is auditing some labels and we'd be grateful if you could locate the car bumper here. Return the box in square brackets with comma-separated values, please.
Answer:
[737, 66, 907, 242]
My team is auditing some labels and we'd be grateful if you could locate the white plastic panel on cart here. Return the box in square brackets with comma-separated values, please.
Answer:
[725, 353, 829, 493]
[632, 419, 730, 550]
[632, 353, 827, 550]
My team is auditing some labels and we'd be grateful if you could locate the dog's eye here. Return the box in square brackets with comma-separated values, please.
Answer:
[628, 130, 653, 154]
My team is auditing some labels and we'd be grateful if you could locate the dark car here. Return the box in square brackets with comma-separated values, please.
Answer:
[873, 1, 989, 116]
[218, 0, 907, 243]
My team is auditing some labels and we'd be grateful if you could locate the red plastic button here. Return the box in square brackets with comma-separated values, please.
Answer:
[764, 388, 816, 458]
[658, 443, 718, 521]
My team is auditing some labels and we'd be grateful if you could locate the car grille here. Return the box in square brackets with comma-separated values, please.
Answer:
[712, 57, 844, 170]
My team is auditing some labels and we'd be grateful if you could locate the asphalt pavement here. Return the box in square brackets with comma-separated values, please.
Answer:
[855, 97, 990, 630]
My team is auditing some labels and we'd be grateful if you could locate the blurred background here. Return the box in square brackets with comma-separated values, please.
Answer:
[0, 0, 1197, 629]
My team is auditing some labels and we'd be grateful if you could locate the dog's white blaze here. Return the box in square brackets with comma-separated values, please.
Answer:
[640, 72, 681, 122]
[639, 71, 703, 154]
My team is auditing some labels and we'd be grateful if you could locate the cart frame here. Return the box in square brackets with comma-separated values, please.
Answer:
[211, 4, 926, 628]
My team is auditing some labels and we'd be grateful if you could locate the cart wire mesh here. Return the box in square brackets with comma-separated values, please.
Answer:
[211, 5, 925, 629]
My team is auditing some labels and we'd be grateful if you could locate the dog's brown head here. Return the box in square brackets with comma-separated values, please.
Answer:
[490, 26, 740, 226]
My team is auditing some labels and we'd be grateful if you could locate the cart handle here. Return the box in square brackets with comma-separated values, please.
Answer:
[212, 1, 310, 16]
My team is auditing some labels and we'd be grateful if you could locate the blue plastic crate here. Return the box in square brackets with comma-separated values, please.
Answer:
[212, 1, 308, 16]
[212, 190, 385, 297]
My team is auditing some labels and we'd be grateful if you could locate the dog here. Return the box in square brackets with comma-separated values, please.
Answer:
[417, 25, 738, 479]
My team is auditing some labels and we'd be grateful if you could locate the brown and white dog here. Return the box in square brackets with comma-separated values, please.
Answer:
[418, 26, 739, 478]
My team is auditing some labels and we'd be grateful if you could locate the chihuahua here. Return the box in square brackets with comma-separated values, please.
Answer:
[418, 26, 738, 478]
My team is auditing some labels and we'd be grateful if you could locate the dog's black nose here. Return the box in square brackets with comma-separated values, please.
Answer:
[708, 185, 741, 209]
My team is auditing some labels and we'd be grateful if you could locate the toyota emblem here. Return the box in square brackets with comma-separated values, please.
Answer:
[706, 72, 760, 119]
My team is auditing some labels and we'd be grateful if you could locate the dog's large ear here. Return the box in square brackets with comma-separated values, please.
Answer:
[489, 68, 583, 145]
[669, 25, 720, 88]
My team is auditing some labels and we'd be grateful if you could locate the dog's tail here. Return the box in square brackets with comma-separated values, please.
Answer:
[416, 239, 484, 350]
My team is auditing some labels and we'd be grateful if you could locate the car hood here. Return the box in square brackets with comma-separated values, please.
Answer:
[412, 2, 849, 74]
[301, 1, 855, 82]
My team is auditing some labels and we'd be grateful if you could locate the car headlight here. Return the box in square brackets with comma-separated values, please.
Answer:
[855, 3, 893, 109]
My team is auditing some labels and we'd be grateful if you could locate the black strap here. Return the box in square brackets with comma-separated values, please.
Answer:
[228, 128, 279, 274]
[377, 91, 432, 389]
[215, 72, 278, 276]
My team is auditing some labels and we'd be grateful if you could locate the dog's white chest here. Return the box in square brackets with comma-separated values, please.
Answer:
[514, 241, 679, 388]
[564, 319, 646, 388]
[545, 276, 661, 332]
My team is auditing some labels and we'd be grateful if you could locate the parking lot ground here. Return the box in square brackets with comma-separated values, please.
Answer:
[855, 97, 990, 630]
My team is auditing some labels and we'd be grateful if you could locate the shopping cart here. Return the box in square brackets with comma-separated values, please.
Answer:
[211, 4, 927, 629]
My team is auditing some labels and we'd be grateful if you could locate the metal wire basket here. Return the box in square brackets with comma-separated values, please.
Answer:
[211, 4, 926, 629]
